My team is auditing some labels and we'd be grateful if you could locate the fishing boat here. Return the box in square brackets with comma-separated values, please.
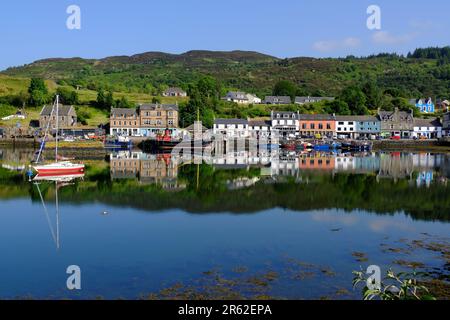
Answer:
[32, 95, 85, 176]
[104, 135, 133, 149]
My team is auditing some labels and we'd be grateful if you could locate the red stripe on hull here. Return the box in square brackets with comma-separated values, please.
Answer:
[35, 168, 85, 176]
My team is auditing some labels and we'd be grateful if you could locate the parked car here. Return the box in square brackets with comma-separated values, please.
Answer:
[390, 135, 401, 140]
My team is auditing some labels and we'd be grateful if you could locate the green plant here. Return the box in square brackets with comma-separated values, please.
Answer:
[352, 268, 436, 300]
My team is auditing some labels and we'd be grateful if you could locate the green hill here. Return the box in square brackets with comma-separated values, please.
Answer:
[2, 49, 449, 99]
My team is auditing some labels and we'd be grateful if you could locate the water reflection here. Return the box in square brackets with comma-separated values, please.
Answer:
[108, 150, 449, 189]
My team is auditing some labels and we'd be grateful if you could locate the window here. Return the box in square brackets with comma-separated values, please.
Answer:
[168, 120, 174, 125]
[338, 122, 344, 125]
[349, 122, 354, 125]
[277, 114, 281, 119]
[157, 112, 162, 117]
[310, 124, 315, 130]
[302, 124, 306, 129]
[318, 124, 323, 130]
[326, 123, 331, 130]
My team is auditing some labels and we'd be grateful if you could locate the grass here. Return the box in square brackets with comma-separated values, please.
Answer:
[0, 76, 189, 129]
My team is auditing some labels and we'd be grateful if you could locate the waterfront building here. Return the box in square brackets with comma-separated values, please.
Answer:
[248, 119, 271, 139]
[335, 116, 357, 139]
[110, 108, 139, 136]
[213, 118, 249, 138]
[39, 105, 77, 129]
[353, 115, 381, 139]
[412, 118, 442, 139]
[378, 108, 414, 138]
[110, 104, 179, 137]
[139, 104, 179, 137]
[298, 114, 335, 138]
[271, 111, 300, 138]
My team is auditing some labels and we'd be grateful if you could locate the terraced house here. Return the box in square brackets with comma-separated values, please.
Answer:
[298, 114, 336, 138]
[378, 108, 414, 138]
[109, 103, 179, 137]
[354, 116, 381, 139]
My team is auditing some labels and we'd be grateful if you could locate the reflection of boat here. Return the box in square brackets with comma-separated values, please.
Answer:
[33, 173, 84, 250]
[32, 95, 85, 176]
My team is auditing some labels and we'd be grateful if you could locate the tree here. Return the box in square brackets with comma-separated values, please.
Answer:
[340, 86, 368, 115]
[324, 100, 351, 115]
[362, 82, 382, 110]
[152, 97, 161, 104]
[28, 78, 49, 107]
[96, 88, 106, 109]
[56, 87, 79, 105]
[273, 80, 297, 101]
[115, 96, 134, 108]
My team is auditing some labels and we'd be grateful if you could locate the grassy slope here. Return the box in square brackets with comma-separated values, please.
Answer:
[2, 52, 449, 99]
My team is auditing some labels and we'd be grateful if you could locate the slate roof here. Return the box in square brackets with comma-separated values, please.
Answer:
[139, 104, 179, 112]
[110, 108, 138, 117]
[299, 114, 336, 121]
[164, 87, 186, 94]
[335, 115, 379, 122]
[414, 118, 442, 127]
[40, 105, 75, 116]
[214, 118, 249, 125]
[264, 96, 292, 104]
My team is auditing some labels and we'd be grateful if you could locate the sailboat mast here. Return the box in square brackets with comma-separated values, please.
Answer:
[55, 95, 59, 162]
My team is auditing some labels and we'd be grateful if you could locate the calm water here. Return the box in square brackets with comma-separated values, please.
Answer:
[0, 148, 449, 299]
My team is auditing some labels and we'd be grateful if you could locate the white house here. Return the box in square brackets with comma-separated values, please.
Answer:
[213, 118, 249, 138]
[222, 91, 261, 104]
[335, 116, 357, 139]
[248, 119, 271, 138]
[271, 111, 300, 138]
[412, 118, 442, 139]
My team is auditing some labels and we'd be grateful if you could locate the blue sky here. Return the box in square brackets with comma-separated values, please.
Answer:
[0, 0, 449, 70]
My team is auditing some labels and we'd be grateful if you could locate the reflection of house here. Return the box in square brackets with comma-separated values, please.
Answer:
[299, 114, 335, 138]
[295, 96, 334, 105]
[299, 154, 335, 171]
[163, 87, 187, 97]
[40, 105, 77, 129]
[334, 155, 356, 172]
[271, 111, 300, 137]
[412, 118, 442, 139]
[378, 108, 414, 138]
[378, 153, 414, 181]
[109, 152, 185, 190]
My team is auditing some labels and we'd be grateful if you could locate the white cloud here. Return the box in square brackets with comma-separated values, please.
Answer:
[372, 31, 417, 45]
[312, 37, 361, 53]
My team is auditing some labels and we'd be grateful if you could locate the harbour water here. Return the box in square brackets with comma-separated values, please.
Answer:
[0, 147, 449, 299]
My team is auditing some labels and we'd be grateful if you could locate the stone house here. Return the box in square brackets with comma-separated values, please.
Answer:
[39, 105, 77, 129]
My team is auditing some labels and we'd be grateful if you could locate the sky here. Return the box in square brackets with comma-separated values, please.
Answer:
[0, 0, 449, 70]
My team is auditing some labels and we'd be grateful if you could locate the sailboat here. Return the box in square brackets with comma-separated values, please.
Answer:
[33, 95, 85, 177]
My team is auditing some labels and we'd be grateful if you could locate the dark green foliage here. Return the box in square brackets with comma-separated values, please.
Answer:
[339, 86, 368, 115]
[56, 87, 79, 105]
[27, 78, 49, 107]
[324, 100, 351, 115]
[273, 80, 298, 100]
